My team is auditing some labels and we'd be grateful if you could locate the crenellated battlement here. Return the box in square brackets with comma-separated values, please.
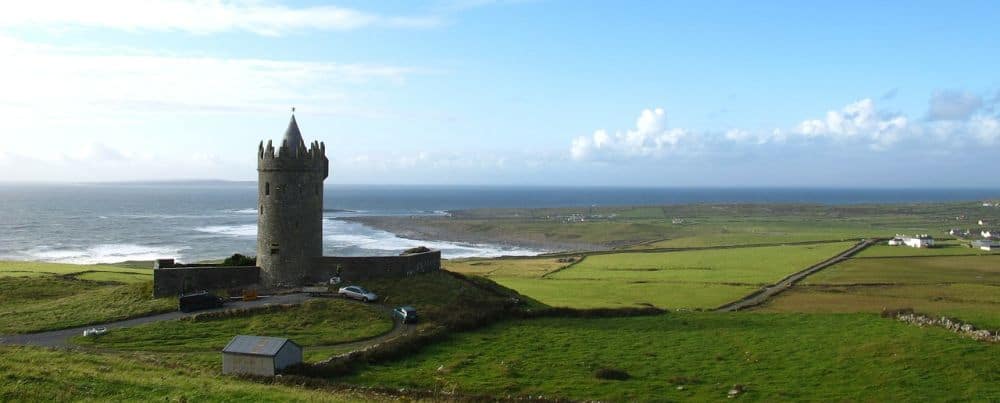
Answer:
[257, 115, 328, 178]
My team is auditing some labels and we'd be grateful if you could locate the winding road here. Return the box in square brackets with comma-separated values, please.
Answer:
[0, 293, 412, 350]
[714, 238, 879, 312]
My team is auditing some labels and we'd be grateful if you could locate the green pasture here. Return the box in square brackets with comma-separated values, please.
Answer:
[445, 257, 569, 278]
[494, 278, 755, 309]
[763, 255, 1000, 328]
[344, 313, 1000, 402]
[803, 255, 1000, 285]
[0, 261, 150, 279]
[855, 240, 998, 258]
[74, 299, 393, 352]
[412, 202, 999, 248]
[466, 242, 853, 309]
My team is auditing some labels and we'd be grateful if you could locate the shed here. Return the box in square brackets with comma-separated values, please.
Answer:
[222, 335, 302, 376]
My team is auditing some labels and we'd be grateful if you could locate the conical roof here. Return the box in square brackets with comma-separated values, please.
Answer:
[282, 114, 305, 154]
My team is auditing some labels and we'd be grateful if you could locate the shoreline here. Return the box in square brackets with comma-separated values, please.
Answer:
[341, 216, 604, 256]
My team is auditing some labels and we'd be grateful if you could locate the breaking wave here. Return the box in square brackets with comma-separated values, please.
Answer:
[24, 244, 189, 265]
[195, 224, 257, 237]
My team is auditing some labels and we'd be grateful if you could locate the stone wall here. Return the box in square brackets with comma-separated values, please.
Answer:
[310, 250, 441, 284]
[152, 262, 260, 298]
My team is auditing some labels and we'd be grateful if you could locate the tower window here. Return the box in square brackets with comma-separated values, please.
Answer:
[259, 204, 264, 215]
[265, 182, 270, 196]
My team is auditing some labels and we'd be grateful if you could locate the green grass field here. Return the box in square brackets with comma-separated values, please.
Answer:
[343, 313, 1000, 402]
[762, 255, 1000, 328]
[0, 277, 176, 334]
[369, 202, 1000, 249]
[855, 240, 999, 258]
[451, 242, 854, 309]
[74, 299, 394, 353]
[0, 347, 363, 401]
[0, 261, 151, 279]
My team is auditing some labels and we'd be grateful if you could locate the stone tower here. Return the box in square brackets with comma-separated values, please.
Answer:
[257, 113, 328, 287]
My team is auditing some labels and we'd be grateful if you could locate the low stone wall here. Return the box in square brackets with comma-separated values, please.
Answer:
[151, 250, 439, 296]
[152, 264, 260, 298]
[885, 309, 999, 342]
[310, 250, 440, 283]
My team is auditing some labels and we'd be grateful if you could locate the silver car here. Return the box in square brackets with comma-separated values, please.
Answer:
[338, 285, 378, 302]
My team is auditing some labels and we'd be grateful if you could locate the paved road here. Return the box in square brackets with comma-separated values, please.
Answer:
[0, 293, 312, 347]
[715, 238, 879, 312]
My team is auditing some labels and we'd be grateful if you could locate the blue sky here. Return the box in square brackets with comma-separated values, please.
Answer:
[0, 0, 997, 186]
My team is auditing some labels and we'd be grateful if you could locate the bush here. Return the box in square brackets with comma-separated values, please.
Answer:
[594, 367, 630, 381]
[222, 253, 256, 266]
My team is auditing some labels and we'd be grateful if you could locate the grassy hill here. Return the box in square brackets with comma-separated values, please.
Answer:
[342, 313, 1000, 401]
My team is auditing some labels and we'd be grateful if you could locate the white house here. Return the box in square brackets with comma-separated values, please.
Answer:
[979, 219, 990, 226]
[903, 234, 934, 248]
[222, 335, 302, 376]
[889, 234, 933, 248]
[971, 239, 999, 251]
[982, 229, 997, 238]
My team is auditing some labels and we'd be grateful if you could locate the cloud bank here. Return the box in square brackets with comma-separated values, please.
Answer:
[0, 0, 439, 36]
[571, 92, 1000, 161]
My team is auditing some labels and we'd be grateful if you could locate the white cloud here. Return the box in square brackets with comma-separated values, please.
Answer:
[572, 93, 1000, 163]
[793, 98, 908, 149]
[0, 0, 439, 36]
[927, 90, 983, 121]
[0, 35, 413, 117]
[969, 116, 1000, 145]
[570, 108, 692, 161]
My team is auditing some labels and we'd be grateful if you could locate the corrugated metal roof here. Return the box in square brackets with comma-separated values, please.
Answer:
[222, 335, 296, 357]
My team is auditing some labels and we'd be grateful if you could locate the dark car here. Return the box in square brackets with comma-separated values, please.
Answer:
[179, 291, 225, 313]
[393, 306, 418, 323]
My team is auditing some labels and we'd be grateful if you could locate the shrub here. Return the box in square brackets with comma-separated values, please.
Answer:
[222, 253, 256, 266]
[594, 367, 630, 381]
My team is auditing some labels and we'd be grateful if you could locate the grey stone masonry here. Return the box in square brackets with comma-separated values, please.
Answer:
[257, 114, 329, 287]
[311, 250, 441, 283]
[152, 260, 260, 297]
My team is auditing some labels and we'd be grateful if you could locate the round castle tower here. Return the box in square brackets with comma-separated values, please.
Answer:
[257, 113, 329, 287]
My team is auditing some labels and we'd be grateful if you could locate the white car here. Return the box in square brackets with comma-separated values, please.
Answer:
[338, 286, 378, 302]
[82, 327, 108, 337]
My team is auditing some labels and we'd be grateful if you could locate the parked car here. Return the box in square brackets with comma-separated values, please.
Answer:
[338, 286, 378, 302]
[82, 327, 108, 337]
[393, 306, 418, 323]
[179, 291, 225, 313]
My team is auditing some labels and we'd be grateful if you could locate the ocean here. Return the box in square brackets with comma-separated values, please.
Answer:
[1, 183, 997, 264]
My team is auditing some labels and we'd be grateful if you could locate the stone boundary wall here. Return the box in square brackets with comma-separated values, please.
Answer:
[310, 250, 441, 283]
[886, 310, 999, 342]
[152, 264, 260, 298]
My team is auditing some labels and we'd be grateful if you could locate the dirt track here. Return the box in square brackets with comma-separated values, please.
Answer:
[714, 238, 879, 312]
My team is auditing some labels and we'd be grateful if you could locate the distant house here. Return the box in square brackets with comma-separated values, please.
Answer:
[222, 335, 302, 376]
[982, 229, 998, 238]
[948, 228, 969, 237]
[979, 219, 990, 226]
[971, 239, 1000, 251]
[889, 234, 934, 248]
[904, 234, 934, 248]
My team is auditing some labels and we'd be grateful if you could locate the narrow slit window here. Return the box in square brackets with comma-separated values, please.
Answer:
[265, 182, 270, 196]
